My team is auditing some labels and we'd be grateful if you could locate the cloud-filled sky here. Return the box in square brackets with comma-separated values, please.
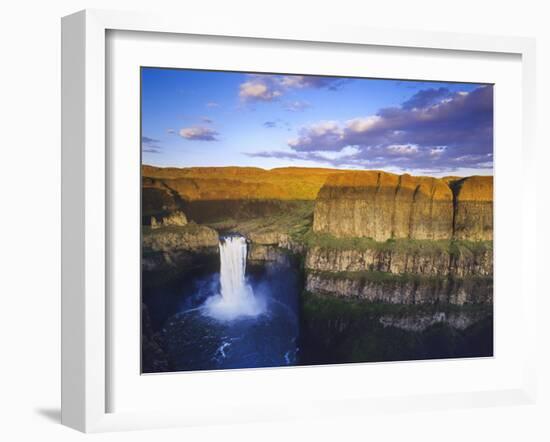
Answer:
[141, 68, 493, 177]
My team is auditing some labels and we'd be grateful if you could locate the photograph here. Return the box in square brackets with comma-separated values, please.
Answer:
[140, 67, 494, 373]
[1, 0, 544, 438]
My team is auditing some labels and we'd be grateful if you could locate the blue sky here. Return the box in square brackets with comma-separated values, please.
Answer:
[141, 68, 493, 177]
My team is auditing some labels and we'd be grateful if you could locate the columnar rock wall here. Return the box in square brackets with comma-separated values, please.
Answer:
[305, 272, 493, 305]
[313, 172, 493, 241]
[305, 245, 493, 278]
[453, 176, 493, 241]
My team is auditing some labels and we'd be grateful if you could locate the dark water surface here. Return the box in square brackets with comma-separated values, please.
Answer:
[143, 255, 302, 372]
[142, 251, 493, 373]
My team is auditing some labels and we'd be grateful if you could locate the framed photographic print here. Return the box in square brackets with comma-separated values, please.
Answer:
[62, 9, 538, 432]
[140, 67, 494, 374]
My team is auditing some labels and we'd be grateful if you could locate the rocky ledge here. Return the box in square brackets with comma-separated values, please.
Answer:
[305, 242, 492, 278]
[142, 223, 218, 252]
[142, 223, 219, 274]
[247, 244, 291, 265]
[151, 210, 188, 229]
[306, 271, 492, 305]
[378, 309, 490, 332]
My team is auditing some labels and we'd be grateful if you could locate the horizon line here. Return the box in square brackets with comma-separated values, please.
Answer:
[142, 163, 494, 179]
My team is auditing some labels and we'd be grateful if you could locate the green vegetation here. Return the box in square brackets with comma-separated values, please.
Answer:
[300, 230, 492, 257]
[301, 290, 492, 321]
[299, 290, 493, 364]
[449, 239, 493, 257]
[307, 269, 492, 286]
[205, 201, 314, 240]
[307, 269, 441, 284]
[142, 222, 209, 237]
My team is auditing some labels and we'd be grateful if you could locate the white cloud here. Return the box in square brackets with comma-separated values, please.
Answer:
[288, 121, 343, 150]
[346, 116, 382, 133]
[387, 144, 419, 154]
[314, 145, 361, 160]
[279, 75, 345, 90]
[238, 74, 349, 104]
[258, 86, 493, 172]
[179, 126, 219, 141]
[239, 80, 282, 102]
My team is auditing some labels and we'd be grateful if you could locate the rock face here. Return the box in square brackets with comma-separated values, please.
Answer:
[453, 176, 493, 241]
[142, 223, 219, 274]
[142, 177, 181, 217]
[245, 231, 289, 246]
[306, 172, 493, 305]
[313, 171, 493, 241]
[306, 272, 492, 305]
[378, 310, 490, 332]
[143, 165, 493, 242]
[313, 171, 454, 241]
[142, 224, 218, 253]
[305, 245, 493, 278]
[140, 165, 494, 307]
[151, 211, 188, 229]
[247, 244, 290, 265]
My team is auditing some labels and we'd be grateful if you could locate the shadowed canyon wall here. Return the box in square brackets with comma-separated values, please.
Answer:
[305, 272, 492, 305]
[142, 166, 339, 224]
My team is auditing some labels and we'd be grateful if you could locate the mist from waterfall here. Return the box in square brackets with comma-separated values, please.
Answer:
[204, 235, 265, 321]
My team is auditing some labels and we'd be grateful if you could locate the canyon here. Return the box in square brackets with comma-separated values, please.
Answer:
[142, 165, 493, 307]
[141, 165, 494, 371]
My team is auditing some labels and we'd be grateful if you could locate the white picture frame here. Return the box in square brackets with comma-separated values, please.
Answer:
[61, 9, 537, 433]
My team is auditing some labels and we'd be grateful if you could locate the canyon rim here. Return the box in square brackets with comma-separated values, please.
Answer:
[140, 68, 493, 373]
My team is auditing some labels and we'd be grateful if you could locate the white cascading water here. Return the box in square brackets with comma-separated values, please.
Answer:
[204, 235, 264, 320]
[219, 236, 249, 304]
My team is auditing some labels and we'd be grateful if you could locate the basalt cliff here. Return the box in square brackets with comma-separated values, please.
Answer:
[142, 165, 493, 306]
[313, 171, 493, 241]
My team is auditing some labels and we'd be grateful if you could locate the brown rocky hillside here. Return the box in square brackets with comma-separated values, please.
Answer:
[142, 165, 493, 241]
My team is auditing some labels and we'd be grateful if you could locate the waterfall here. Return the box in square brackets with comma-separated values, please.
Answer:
[219, 236, 250, 304]
[204, 235, 264, 320]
